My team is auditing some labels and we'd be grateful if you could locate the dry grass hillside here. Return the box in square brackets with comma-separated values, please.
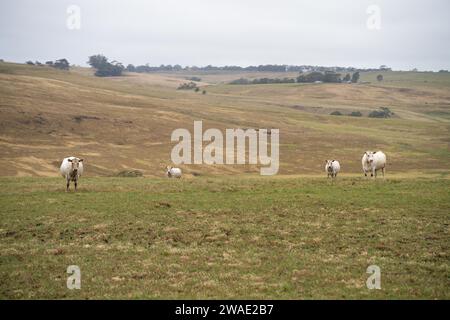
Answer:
[0, 62, 449, 177]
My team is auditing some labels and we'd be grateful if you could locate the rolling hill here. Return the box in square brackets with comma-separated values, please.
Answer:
[0, 62, 449, 177]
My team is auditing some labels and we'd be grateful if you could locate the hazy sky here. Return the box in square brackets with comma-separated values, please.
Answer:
[1, 0, 449, 70]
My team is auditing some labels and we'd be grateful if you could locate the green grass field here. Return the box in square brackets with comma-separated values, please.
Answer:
[0, 62, 449, 299]
[0, 176, 448, 299]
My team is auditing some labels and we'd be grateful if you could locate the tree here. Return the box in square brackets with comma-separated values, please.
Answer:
[87, 54, 123, 77]
[351, 72, 360, 83]
[297, 72, 324, 83]
[126, 64, 136, 72]
[323, 71, 341, 83]
[343, 73, 351, 82]
[88, 55, 108, 69]
[54, 58, 70, 70]
[377, 74, 383, 82]
[26, 61, 35, 65]
[94, 63, 124, 77]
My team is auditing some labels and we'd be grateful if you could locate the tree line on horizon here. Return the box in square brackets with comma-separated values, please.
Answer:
[86, 55, 392, 78]
[19, 54, 400, 78]
[124, 63, 392, 74]
[230, 71, 366, 85]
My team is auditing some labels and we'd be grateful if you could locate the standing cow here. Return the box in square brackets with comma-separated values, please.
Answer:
[60, 156, 84, 191]
[362, 151, 386, 178]
[325, 160, 340, 178]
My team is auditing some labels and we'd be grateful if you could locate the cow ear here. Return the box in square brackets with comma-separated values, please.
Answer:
[67, 159, 73, 162]
[79, 158, 84, 162]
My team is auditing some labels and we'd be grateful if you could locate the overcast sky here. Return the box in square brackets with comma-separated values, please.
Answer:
[1, 0, 449, 70]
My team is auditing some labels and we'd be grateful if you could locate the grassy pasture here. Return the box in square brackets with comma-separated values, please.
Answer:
[0, 176, 448, 299]
[0, 62, 449, 299]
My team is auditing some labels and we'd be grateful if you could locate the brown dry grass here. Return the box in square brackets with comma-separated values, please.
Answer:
[0, 62, 449, 177]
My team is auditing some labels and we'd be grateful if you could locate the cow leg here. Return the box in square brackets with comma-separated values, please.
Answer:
[382, 167, 385, 178]
[66, 178, 70, 192]
[74, 179, 78, 191]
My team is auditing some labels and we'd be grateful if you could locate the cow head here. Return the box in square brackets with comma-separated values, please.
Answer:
[364, 151, 373, 164]
[325, 160, 333, 171]
[366, 152, 375, 164]
[68, 158, 83, 174]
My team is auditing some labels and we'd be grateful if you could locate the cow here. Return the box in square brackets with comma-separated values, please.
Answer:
[166, 166, 182, 178]
[60, 156, 84, 191]
[362, 151, 386, 178]
[325, 160, 340, 178]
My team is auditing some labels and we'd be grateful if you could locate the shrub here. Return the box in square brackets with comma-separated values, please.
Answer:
[230, 77, 295, 85]
[351, 72, 360, 83]
[330, 111, 342, 116]
[116, 170, 143, 177]
[297, 72, 324, 83]
[94, 64, 123, 77]
[368, 107, 394, 118]
[323, 71, 342, 83]
[350, 111, 362, 117]
[177, 82, 197, 90]
[230, 78, 250, 85]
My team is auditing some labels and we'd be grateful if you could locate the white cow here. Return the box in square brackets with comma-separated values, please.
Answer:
[60, 156, 84, 191]
[325, 160, 340, 178]
[166, 166, 182, 178]
[362, 151, 386, 178]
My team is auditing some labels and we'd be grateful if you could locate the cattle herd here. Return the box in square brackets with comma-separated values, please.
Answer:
[325, 150, 387, 179]
[60, 151, 387, 191]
